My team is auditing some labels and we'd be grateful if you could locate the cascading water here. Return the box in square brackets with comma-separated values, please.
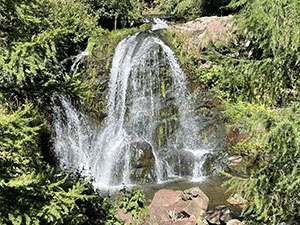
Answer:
[53, 21, 218, 191]
[60, 38, 90, 76]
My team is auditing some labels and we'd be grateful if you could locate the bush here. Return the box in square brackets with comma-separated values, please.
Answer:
[203, 0, 300, 106]
[0, 0, 97, 107]
[222, 103, 300, 224]
[0, 105, 93, 225]
[149, 0, 231, 20]
[102, 188, 146, 225]
[84, 0, 147, 29]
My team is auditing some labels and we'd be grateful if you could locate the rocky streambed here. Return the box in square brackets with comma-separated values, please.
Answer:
[118, 185, 245, 225]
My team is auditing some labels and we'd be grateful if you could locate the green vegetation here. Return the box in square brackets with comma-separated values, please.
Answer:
[84, 0, 149, 29]
[0, 0, 149, 223]
[0, 0, 100, 223]
[2, 0, 300, 224]
[206, 0, 300, 106]
[147, 0, 231, 20]
[77, 27, 145, 116]
[0, 105, 93, 224]
[162, 0, 300, 224]
[222, 103, 300, 224]
[0, 0, 97, 107]
[102, 188, 146, 225]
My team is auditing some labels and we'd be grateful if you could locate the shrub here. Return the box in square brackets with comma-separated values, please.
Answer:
[0, 0, 97, 107]
[203, 0, 300, 106]
[0, 105, 93, 225]
[222, 103, 300, 224]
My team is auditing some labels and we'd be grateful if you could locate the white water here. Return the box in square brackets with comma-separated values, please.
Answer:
[60, 38, 90, 76]
[53, 27, 217, 191]
[152, 18, 169, 31]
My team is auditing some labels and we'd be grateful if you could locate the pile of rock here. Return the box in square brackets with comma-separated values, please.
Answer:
[143, 187, 244, 225]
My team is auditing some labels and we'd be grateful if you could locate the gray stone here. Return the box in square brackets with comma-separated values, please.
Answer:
[168, 16, 233, 51]
[182, 187, 209, 202]
[183, 197, 208, 218]
[205, 205, 232, 224]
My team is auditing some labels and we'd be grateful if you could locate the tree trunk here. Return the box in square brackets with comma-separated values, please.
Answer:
[114, 13, 118, 30]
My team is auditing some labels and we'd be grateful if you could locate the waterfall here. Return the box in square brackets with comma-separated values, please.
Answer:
[53, 24, 217, 191]
[60, 38, 90, 76]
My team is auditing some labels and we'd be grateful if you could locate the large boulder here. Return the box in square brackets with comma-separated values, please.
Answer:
[149, 189, 186, 223]
[182, 187, 209, 218]
[148, 188, 209, 225]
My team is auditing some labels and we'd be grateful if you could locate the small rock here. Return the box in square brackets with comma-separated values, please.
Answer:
[228, 156, 243, 165]
[205, 205, 232, 224]
[117, 208, 134, 224]
[226, 219, 245, 225]
[226, 128, 247, 146]
[182, 187, 209, 201]
[227, 194, 247, 208]
[196, 217, 209, 225]
[183, 197, 208, 218]
[203, 61, 212, 68]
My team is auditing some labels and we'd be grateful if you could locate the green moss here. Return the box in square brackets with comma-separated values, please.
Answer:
[161, 81, 166, 98]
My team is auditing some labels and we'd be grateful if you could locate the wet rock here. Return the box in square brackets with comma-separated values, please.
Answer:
[226, 219, 245, 225]
[130, 141, 155, 181]
[164, 150, 196, 177]
[205, 205, 232, 224]
[131, 141, 154, 167]
[117, 208, 134, 224]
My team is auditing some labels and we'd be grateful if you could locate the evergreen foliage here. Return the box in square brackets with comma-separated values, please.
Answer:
[84, 0, 147, 29]
[0, 0, 102, 224]
[203, 0, 300, 105]
[0, 0, 97, 107]
[164, 0, 300, 223]
[0, 105, 92, 224]
[149, 0, 231, 20]
[222, 103, 300, 224]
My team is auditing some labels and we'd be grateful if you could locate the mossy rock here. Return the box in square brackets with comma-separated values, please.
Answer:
[130, 141, 156, 182]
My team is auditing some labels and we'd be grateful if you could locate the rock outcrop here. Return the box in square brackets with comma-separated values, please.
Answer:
[169, 16, 233, 50]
